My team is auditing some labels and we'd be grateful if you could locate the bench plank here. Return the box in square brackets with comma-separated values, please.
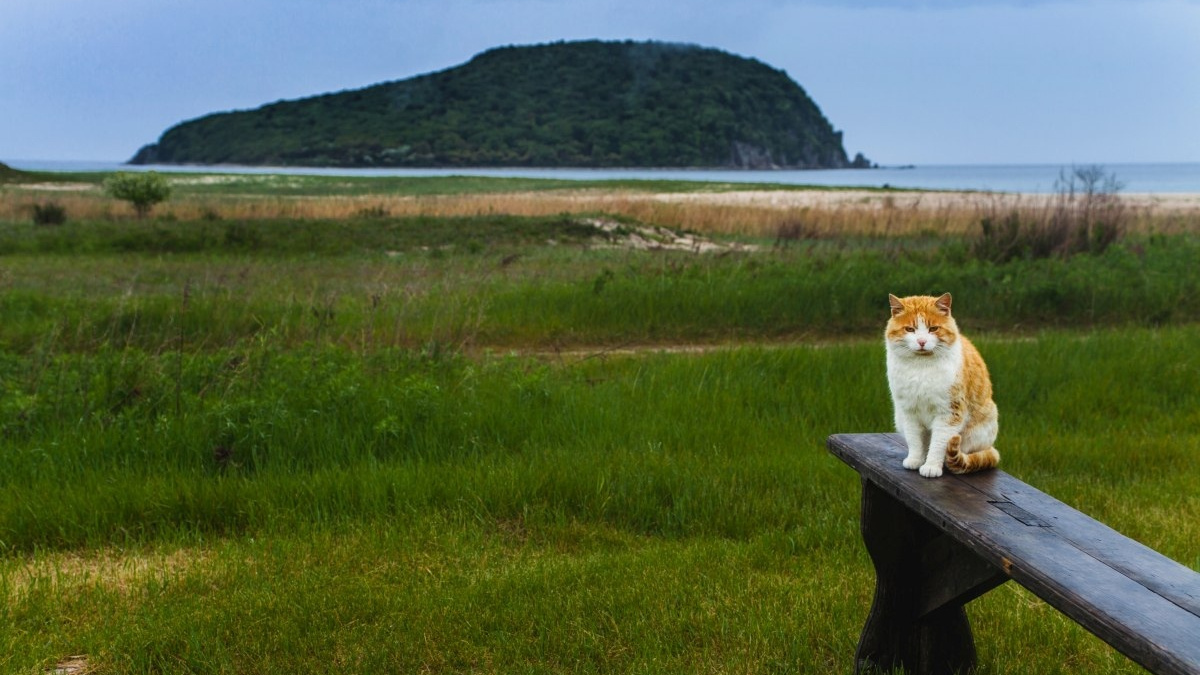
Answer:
[829, 432, 1200, 675]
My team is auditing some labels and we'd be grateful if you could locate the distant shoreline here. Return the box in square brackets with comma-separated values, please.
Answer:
[5, 160, 1200, 195]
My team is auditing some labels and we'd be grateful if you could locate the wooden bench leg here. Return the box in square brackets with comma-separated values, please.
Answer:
[855, 479, 995, 675]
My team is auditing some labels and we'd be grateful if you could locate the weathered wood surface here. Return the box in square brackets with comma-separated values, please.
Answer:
[828, 432, 1200, 675]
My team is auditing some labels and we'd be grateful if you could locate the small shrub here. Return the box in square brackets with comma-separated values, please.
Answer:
[104, 171, 172, 219]
[31, 201, 67, 226]
[972, 165, 1128, 262]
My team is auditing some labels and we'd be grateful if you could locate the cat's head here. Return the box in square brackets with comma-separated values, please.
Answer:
[886, 293, 959, 356]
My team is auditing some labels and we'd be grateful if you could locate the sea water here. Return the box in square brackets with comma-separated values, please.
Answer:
[6, 160, 1199, 194]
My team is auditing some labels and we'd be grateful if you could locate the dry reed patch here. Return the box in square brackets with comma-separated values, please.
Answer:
[3, 184, 1196, 238]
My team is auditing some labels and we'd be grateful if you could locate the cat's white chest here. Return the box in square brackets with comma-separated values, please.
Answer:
[887, 345, 960, 425]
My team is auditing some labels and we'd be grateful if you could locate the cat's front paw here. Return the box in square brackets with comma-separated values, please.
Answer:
[902, 456, 923, 470]
[919, 463, 943, 478]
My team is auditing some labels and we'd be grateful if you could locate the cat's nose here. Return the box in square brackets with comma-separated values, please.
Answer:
[917, 338, 927, 348]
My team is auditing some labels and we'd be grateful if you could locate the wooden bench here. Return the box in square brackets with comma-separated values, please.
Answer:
[827, 433, 1200, 675]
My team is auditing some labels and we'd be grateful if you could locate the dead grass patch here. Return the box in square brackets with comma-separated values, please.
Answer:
[3, 547, 209, 601]
[2, 184, 1196, 238]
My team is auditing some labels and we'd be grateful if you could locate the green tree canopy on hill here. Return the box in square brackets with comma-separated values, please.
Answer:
[132, 40, 869, 170]
[0, 161, 28, 182]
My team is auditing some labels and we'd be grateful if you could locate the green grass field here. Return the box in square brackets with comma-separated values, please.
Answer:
[0, 175, 1197, 673]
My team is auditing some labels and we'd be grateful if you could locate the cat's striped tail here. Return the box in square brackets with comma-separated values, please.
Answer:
[944, 435, 1000, 474]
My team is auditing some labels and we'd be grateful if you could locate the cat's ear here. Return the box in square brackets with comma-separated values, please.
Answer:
[935, 293, 953, 316]
[888, 294, 904, 317]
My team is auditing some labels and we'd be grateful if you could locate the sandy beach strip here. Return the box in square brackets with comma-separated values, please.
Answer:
[647, 189, 1200, 213]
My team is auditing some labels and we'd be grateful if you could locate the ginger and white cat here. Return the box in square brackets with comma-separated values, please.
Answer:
[885, 293, 1000, 478]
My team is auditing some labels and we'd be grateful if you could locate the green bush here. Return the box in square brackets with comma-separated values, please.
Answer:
[104, 171, 172, 218]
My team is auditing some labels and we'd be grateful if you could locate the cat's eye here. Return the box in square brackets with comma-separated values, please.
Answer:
[929, 326, 940, 332]
[904, 326, 916, 333]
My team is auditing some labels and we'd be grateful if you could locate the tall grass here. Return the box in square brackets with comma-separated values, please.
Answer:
[1, 327, 1196, 551]
[0, 329, 1197, 672]
[1, 218, 1198, 354]
[1, 184, 1197, 672]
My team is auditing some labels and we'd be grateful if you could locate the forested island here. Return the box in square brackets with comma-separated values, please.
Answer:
[132, 40, 870, 170]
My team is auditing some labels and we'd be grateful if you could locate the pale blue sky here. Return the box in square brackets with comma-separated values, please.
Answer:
[2, 0, 1198, 165]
